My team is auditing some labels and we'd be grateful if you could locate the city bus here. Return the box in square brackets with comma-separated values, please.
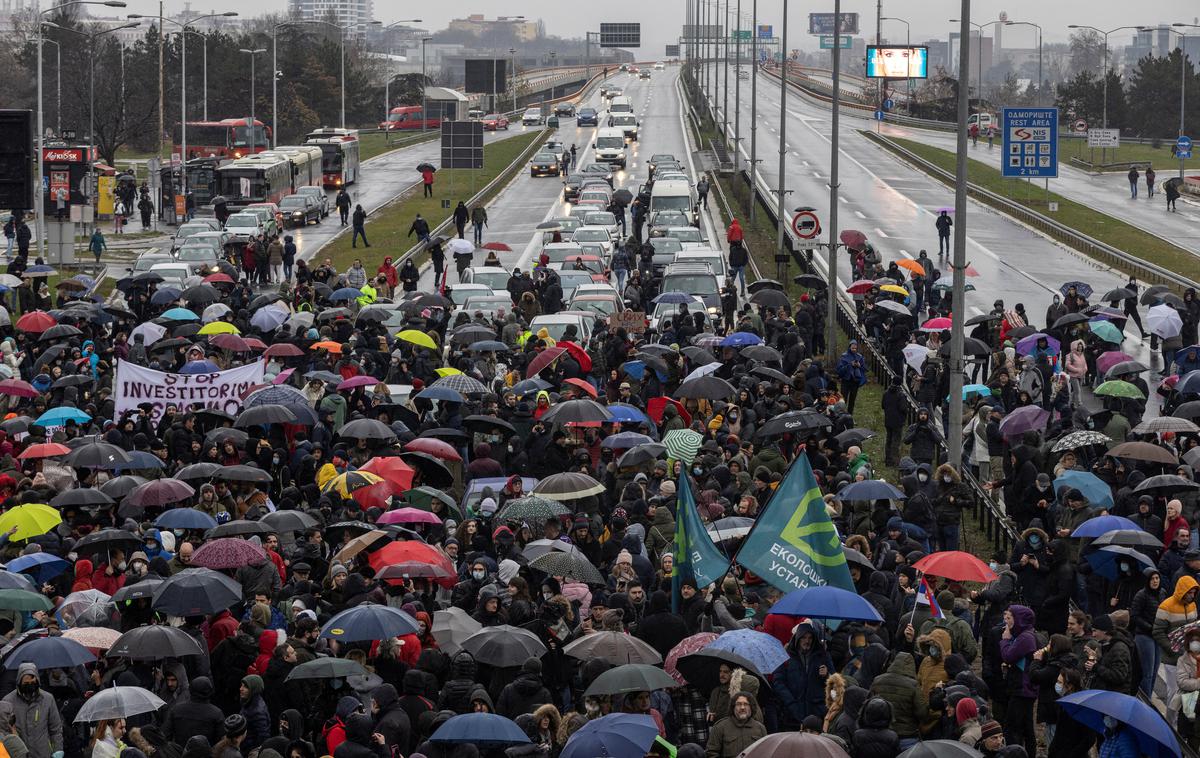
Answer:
[214, 156, 293, 209]
[304, 127, 360, 187]
[248, 146, 323, 194]
[379, 105, 438, 131]
[172, 118, 273, 159]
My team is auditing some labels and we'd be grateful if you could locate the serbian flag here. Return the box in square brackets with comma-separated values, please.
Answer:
[916, 577, 945, 619]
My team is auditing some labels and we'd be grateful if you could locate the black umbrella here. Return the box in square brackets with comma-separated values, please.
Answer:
[152, 568, 243, 616]
[612, 188, 634, 205]
[213, 465, 272, 483]
[111, 577, 164, 603]
[583, 664, 679, 697]
[0, 417, 31, 434]
[261, 510, 320, 533]
[99, 476, 148, 500]
[676, 649, 766, 692]
[1007, 325, 1036, 340]
[50, 488, 115, 509]
[749, 289, 791, 308]
[747, 279, 784, 293]
[843, 546, 874, 571]
[419, 427, 470, 442]
[206, 520, 271, 538]
[794, 274, 826, 290]
[463, 415, 516, 436]
[541, 399, 613, 424]
[680, 346, 717, 365]
[675, 375, 736, 400]
[741, 345, 783, 363]
[175, 462, 223, 482]
[39, 324, 82, 342]
[399, 451, 454, 488]
[416, 162, 436, 173]
[182, 284, 220, 305]
[338, 418, 398, 441]
[1141, 285, 1171, 306]
[1102, 288, 1136, 302]
[1052, 313, 1090, 329]
[964, 313, 1002, 326]
[757, 410, 832, 437]
[205, 427, 248, 447]
[617, 443, 667, 468]
[64, 443, 133, 469]
[459, 625, 548, 667]
[51, 374, 94, 389]
[249, 293, 286, 310]
[938, 338, 992, 358]
[1134, 474, 1200, 493]
[1088, 530, 1165, 552]
[285, 657, 368, 682]
[235, 404, 298, 427]
[749, 366, 793, 385]
[835, 428, 877, 446]
[73, 529, 142, 556]
[107, 624, 205, 659]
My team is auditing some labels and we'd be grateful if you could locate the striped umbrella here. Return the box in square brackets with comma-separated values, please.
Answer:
[662, 428, 703, 466]
[429, 374, 489, 395]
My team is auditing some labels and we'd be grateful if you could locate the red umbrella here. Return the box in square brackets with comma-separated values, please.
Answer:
[377, 508, 442, 526]
[272, 368, 295, 385]
[203, 273, 235, 285]
[557, 341, 593, 373]
[359, 457, 417, 491]
[369, 541, 456, 588]
[526, 346, 567, 378]
[562, 378, 598, 398]
[921, 317, 953, 332]
[263, 343, 304, 358]
[338, 375, 378, 391]
[912, 551, 997, 583]
[0, 379, 41, 399]
[352, 479, 397, 511]
[124, 478, 195, 508]
[840, 229, 868, 250]
[847, 280, 876, 295]
[15, 311, 56, 334]
[191, 537, 268, 569]
[209, 334, 251, 352]
[404, 438, 463, 462]
[243, 337, 268, 351]
[482, 242, 512, 252]
[646, 397, 692, 428]
[17, 443, 71, 460]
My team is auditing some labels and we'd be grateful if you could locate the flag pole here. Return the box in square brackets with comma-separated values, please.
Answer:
[908, 570, 925, 634]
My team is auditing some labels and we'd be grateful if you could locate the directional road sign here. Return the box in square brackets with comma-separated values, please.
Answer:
[1002, 107, 1058, 179]
[1178, 136, 1193, 160]
[819, 35, 852, 49]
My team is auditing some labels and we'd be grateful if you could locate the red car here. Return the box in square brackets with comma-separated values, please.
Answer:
[482, 113, 509, 131]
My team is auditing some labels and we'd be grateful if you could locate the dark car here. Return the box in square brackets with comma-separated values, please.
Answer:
[279, 194, 321, 227]
[577, 107, 599, 127]
[578, 163, 614, 187]
[554, 102, 576, 117]
[530, 152, 561, 178]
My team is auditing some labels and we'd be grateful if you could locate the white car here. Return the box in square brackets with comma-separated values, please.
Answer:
[649, 295, 707, 332]
[149, 262, 196, 290]
[460, 295, 513, 319]
[224, 212, 268, 243]
[522, 108, 545, 126]
[446, 283, 496, 308]
[582, 211, 620, 238]
[573, 283, 620, 300]
[530, 313, 593, 343]
[665, 226, 707, 249]
[571, 226, 614, 257]
[461, 267, 512, 292]
[654, 62, 665, 70]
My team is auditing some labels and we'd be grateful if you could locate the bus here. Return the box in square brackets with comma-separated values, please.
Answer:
[214, 156, 293, 209]
[172, 118, 272, 159]
[271, 145, 325, 191]
[380, 105, 439, 131]
[304, 127, 360, 187]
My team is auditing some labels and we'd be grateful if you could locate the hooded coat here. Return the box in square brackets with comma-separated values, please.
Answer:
[869, 653, 927, 739]
[830, 685, 871, 745]
[1155, 575, 1199, 665]
[495, 661, 552, 719]
[636, 591, 688, 657]
[998, 605, 1039, 699]
[334, 713, 387, 758]
[772, 624, 833, 726]
[371, 684, 411, 755]
[240, 675, 271, 751]
[851, 697, 901, 758]
[704, 693, 766, 758]
[915, 628, 952, 699]
[1093, 624, 1137, 695]
[162, 675, 224, 745]
[1, 664, 61, 758]
[438, 653, 480, 714]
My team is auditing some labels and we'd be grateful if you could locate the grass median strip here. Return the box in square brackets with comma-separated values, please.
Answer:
[323, 130, 544, 273]
[871, 133, 1198, 280]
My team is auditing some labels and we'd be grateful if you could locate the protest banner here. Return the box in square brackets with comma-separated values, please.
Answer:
[114, 359, 265, 425]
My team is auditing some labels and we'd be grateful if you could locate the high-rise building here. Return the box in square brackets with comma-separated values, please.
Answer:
[288, 0, 375, 37]
[447, 14, 541, 43]
[0, 0, 36, 33]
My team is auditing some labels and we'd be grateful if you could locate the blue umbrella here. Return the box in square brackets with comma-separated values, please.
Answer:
[161, 307, 199, 321]
[1071, 515, 1140, 538]
[705, 628, 790, 673]
[620, 360, 647, 381]
[250, 307, 288, 332]
[179, 360, 221, 375]
[1061, 281, 1094, 299]
[330, 287, 363, 302]
[150, 287, 182, 306]
[468, 340, 510, 353]
[114, 450, 166, 473]
[3, 636, 95, 670]
[601, 431, 655, 449]
[561, 714, 659, 758]
[415, 386, 465, 403]
[770, 586, 884, 622]
[836, 479, 907, 501]
[430, 713, 530, 746]
[1054, 470, 1116, 510]
[35, 407, 91, 426]
[608, 403, 651, 425]
[319, 602, 419, 642]
[155, 509, 219, 530]
[960, 384, 992, 400]
[653, 291, 693, 304]
[4, 554, 69, 583]
[510, 378, 552, 397]
[1178, 370, 1200, 395]
[1085, 545, 1156, 581]
[25, 265, 55, 275]
[1058, 690, 1180, 758]
[720, 332, 762, 347]
[1089, 320, 1125, 344]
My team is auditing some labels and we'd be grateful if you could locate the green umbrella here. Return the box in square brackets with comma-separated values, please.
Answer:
[583, 664, 681, 697]
[402, 486, 461, 518]
[662, 429, 704, 466]
[285, 657, 368, 682]
[0, 589, 53, 612]
[1094, 380, 1145, 400]
[1088, 320, 1124, 344]
[496, 496, 570, 524]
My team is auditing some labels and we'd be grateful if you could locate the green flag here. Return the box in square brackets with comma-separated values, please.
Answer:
[671, 471, 730, 612]
[734, 452, 854, 594]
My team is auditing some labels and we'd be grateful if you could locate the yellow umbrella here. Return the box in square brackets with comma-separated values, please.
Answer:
[879, 284, 909, 296]
[0, 503, 61, 541]
[198, 322, 240, 335]
[435, 367, 463, 377]
[320, 471, 385, 498]
[397, 330, 438, 351]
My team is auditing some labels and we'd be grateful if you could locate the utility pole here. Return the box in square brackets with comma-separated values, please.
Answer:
[947, 1, 973, 471]
[826, 0, 842, 363]
[733, 0, 741, 177]
[773, 0, 789, 277]
[876, 0, 883, 108]
[749, 0, 758, 222]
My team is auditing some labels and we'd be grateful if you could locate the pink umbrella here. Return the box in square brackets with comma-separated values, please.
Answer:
[665, 632, 719, 685]
[191, 537, 267, 570]
[920, 317, 953, 332]
[1097, 351, 1135, 376]
[377, 508, 442, 526]
[272, 368, 295, 385]
[338, 375, 378, 391]
[839, 229, 867, 250]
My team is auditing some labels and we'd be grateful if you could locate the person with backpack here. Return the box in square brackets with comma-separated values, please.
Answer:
[935, 211, 952, 256]
[336, 189, 352, 226]
[1128, 166, 1140, 199]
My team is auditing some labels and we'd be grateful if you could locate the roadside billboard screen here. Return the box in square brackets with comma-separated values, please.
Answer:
[865, 46, 929, 79]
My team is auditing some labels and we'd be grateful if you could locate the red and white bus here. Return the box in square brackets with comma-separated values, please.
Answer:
[304, 127, 360, 187]
[379, 105, 439, 131]
[173, 118, 273, 159]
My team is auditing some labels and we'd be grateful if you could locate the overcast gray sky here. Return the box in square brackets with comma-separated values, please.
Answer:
[128, 1, 1200, 52]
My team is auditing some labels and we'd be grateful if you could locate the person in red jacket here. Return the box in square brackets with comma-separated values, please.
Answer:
[726, 218, 744, 245]
[91, 549, 127, 595]
[263, 534, 286, 583]
[421, 167, 435, 197]
[206, 609, 239, 652]
[71, 559, 94, 592]
[377, 256, 399, 296]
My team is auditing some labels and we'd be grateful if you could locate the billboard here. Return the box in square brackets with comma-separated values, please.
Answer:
[464, 59, 507, 93]
[809, 12, 859, 35]
[865, 46, 929, 79]
[682, 24, 723, 42]
[665, 44, 681, 58]
[441, 121, 484, 170]
[758, 24, 773, 38]
[599, 23, 641, 48]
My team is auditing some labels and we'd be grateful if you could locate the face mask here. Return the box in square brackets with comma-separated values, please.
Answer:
[1054, 682, 1065, 695]
[1190, 641, 1200, 654]
[693, 467, 703, 476]
[17, 681, 37, 697]
[543, 591, 554, 601]
[942, 476, 952, 484]
[928, 646, 941, 659]
[472, 570, 485, 581]
[273, 457, 281, 465]
[1103, 716, 1118, 730]
[988, 561, 999, 572]
[1028, 537, 1041, 548]
[116, 561, 127, 571]
[918, 473, 928, 482]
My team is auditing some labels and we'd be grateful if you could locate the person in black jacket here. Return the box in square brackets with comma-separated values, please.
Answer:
[210, 624, 260, 713]
[902, 407, 938, 465]
[495, 659, 552, 719]
[371, 684, 411, 757]
[1046, 668, 1095, 758]
[1041, 539, 1077, 635]
[881, 378, 908, 466]
[830, 686, 870, 745]
[1130, 568, 1166, 697]
[851, 697, 900, 758]
[636, 591, 688, 658]
[1026, 634, 1079, 735]
[162, 676, 224, 746]
[453, 202, 469, 239]
[438, 653, 480, 714]
[334, 712, 387, 758]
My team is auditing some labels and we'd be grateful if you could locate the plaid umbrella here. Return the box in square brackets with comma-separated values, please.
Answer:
[1051, 430, 1112, 452]
[662, 429, 704, 466]
[190, 537, 267, 570]
[496, 496, 570, 524]
[665, 632, 719, 685]
[529, 551, 604, 584]
[429, 374, 489, 395]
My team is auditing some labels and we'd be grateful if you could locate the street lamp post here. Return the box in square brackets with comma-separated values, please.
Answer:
[1067, 25, 1143, 131]
[749, 0, 758, 222]
[949, 18, 1003, 105]
[880, 16, 911, 112]
[35, 0, 127, 259]
[239, 48, 267, 152]
[732, 0, 742, 177]
[1005, 21, 1043, 105]
[41, 38, 60, 136]
[510, 47, 518, 113]
[1169, 24, 1197, 179]
[373, 20, 425, 140]
[947, 0, 974, 471]
[272, 19, 356, 143]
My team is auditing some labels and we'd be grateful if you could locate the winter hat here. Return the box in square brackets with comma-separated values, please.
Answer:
[479, 497, 498, 517]
[492, 525, 514, 542]
[498, 559, 520, 585]
[159, 531, 176, 553]
[980, 720, 1003, 740]
[129, 551, 149, 566]
[616, 549, 633, 566]
[250, 603, 272, 629]
[224, 714, 248, 738]
[956, 698, 978, 724]
[241, 675, 264, 698]
[1092, 614, 1114, 633]
[521, 657, 542, 676]
[659, 480, 676, 497]
[330, 563, 349, 579]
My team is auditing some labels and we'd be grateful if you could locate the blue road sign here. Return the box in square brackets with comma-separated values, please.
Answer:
[884, 98, 895, 110]
[874, 110, 885, 121]
[1002, 107, 1059, 179]
[1178, 136, 1193, 159]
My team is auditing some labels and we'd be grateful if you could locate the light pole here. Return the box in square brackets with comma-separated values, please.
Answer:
[947, 0, 974, 472]
[732, 0, 742, 175]
[825, 0, 842, 363]
[749, 0, 758, 222]
[43, 21, 139, 149]
[372, 20, 424, 134]
[1169, 24, 1197, 179]
[272, 20, 351, 139]
[722, 0, 730, 141]
[35, 0, 127, 259]
[239, 48, 266, 152]
[773, 0, 789, 305]
[949, 18, 1003, 105]
[1005, 21, 1042, 104]
[1067, 25, 1143, 132]
[880, 16, 911, 112]
[41, 38, 60, 136]
[510, 47, 518, 113]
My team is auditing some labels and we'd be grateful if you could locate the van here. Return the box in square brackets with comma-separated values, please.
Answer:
[593, 127, 627, 168]
[609, 96, 633, 115]
[608, 113, 639, 141]
[649, 179, 697, 226]
[966, 113, 995, 131]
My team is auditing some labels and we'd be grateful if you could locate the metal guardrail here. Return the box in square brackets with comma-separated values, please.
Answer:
[866, 131, 1200, 292]
[760, 66, 957, 132]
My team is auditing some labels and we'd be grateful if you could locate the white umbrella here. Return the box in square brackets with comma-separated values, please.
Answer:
[287, 312, 315, 329]
[1148, 305, 1183, 339]
[0, 305, 10, 328]
[432, 607, 482, 656]
[0, 275, 21, 288]
[251, 307, 288, 332]
[902, 343, 928, 374]
[74, 686, 165, 722]
[202, 303, 232, 323]
[684, 362, 721, 383]
[130, 322, 167, 346]
[447, 238, 475, 256]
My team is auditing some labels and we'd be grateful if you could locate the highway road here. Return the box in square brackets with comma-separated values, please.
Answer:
[703, 64, 1162, 380]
